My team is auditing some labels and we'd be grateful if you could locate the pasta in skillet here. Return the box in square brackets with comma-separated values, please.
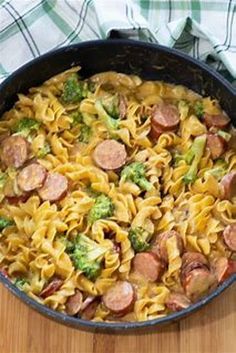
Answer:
[0, 67, 235, 322]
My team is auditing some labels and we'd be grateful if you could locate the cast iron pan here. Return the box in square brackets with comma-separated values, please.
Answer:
[0, 40, 235, 332]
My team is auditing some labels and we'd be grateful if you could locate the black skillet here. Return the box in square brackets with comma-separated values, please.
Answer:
[0, 40, 235, 332]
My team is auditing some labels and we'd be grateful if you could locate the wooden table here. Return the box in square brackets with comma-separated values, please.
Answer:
[0, 283, 235, 353]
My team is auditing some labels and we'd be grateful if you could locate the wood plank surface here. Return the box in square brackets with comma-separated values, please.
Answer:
[0, 283, 235, 353]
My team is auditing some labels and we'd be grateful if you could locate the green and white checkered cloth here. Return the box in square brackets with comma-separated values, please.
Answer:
[0, 0, 235, 85]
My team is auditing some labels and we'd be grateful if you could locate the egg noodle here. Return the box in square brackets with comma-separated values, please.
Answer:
[0, 67, 235, 322]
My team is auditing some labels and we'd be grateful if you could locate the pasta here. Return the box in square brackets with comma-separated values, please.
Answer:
[0, 67, 235, 323]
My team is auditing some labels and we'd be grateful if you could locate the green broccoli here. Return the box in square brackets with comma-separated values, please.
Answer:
[0, 217, 15, 230]
[37, 141, 51, 158]
[128, 227, 152, 252]
[87, 80, 96, 93]
[13, 118, 41, 137]
[88, 194, 114, 224]
[121, 162, 152, 191]
[101, 95, 119, 119]
[204, 159, 228, 181]
[78, 124, 92, 143]
[61, 74, 88, 104]
[70, 110, 83, 126]
[217, 130, 231, 142]
[85, 187, 101, 199]
[95, 100, 119, 133]
[57, 234, 75, 253]
[194, 101, 204, 119]
[183, 135, 207, 185]
[14, 277, 29, 290]
[71, 233, 108, 281]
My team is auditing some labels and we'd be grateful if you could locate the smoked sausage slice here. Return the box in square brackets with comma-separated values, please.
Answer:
[220, 171, 236, 200]
[40, 278, 63, 298]
[182, 252, 209, 269]
[1, 135, 29, 168]
[102, 281, 135, 316]
[151, 231, 183, 263]
[166, 292, 191, 312]
[181, 252, 210, 280]
[149, 124, 165, 141]
[212, 257, 236, 283]
[152, 103, 180, 131]
[66, 290, 83, 316]
[223, 224, 236, 251]
[182, 268, 217, 302]
[132, 252, 164, 282]
[81, 299, 99, 320]
[17, 163, 47, 192]
[207, 134, 226, 160]
[38, 172, 68, 202]
[204, 112, 230, 129]
[93, 139, 127, 170]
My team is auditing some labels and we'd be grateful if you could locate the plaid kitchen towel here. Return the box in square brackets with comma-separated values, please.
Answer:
[0, 0, 235, 85]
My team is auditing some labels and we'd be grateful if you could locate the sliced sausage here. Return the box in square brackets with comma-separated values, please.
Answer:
[166, 292, 191, 312]
[220, 171, 236, 200]
[204, 112, 230, 129]
[132, 252, 164, 282]
[38, 172, 68, 202]
[149, 123, 165, 141]
[181, 252, 210, 281]
[102, 281, 135, 316]
[152, 103, 180, 131]
[212, 257, 236, 283]
[181, 261, 209, 281]
[17, 163, 47, 192]
[6, 194, 31, 205]
[81, 299, 99, 320]
[1, 135, 29, 168]
[66, 290, 83, 316]
[182, 252, 209, 269]
[207, 134, 226, 160]
[93, 139, 127, 170]
[223, 224, 236, 251]
[182, 268, 217, 302]
[151, 231, 183, 263]
[80, 295, 96, 311]
[40, 278, 63, 299]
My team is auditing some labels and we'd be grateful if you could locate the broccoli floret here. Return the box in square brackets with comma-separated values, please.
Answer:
[87, 80, 96, 93]
[88, 194, 114, 224]
[70, 110, 83, 126]
[217, 130, 231, 142]
[57, 234, 75, 253]
[61, 74, 88, 104]
[14, 277, 29, 290]
[194, 101, 204, 119]
[95, 100, 119, 133]
[183, 135, 207, 185]
[85, 187, 100, 199]
[13, 118, 41, 137]
[204, 159, 228, 181]
[0, 217, 15, 230]
[128, 227, 152, 252]
[101, 95, 119, 119]
[78, 124, 92, 143]
[121, 162, 152, 191]
[37, 141, 51, 158]
[71, 233, 108, 280]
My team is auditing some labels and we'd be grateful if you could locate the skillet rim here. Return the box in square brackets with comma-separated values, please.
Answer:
[0, 39, 235, 332]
